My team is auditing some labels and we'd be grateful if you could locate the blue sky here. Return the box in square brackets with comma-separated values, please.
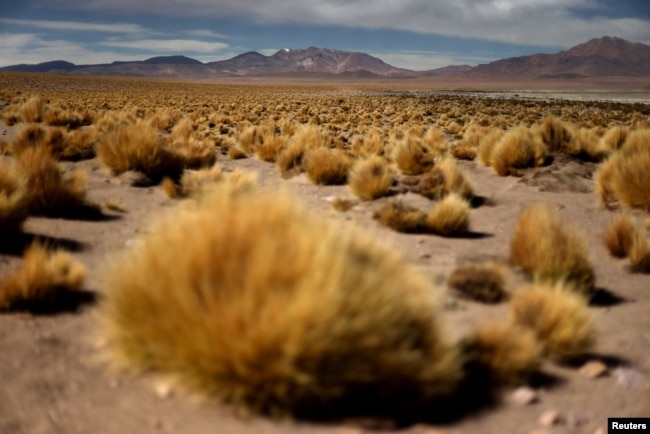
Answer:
[1, 0, 649, 70]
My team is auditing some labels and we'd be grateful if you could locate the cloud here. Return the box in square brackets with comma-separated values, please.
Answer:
[99, 39, 229, 53]
[0, 18, 145, 33]
[0, 33, 145, 66]
[58, 0, 650, 47]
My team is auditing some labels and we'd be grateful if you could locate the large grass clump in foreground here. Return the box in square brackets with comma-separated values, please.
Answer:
[509, 203, 595, 299]
[97, 185, 462, 419]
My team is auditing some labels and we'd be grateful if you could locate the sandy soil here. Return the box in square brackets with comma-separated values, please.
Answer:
[1, 91, 650, 434]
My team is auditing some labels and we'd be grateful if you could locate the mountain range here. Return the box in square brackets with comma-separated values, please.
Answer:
[2, 36, 649, 80]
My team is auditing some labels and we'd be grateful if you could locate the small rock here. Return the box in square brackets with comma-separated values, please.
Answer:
[579, 360, 608, 378]
[566, 411, 594, 428]
[612, 366, 650, 389]
[511, 386, 538, 405]
[539, 409, 561, 427]
[154, 381, 174, 399]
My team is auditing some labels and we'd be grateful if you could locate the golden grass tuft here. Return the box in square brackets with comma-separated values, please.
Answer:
[255, 135, 288, 162]
[303, 147, 352, 185]
[425, 193, 470, 236]
[331, 196, 357, 212]
[491, 126, 548, 176]
[18, 146, 96, 217]
[447, 263, 507, 303]
[595, 153, 621, 208]
[432, 157, 474, 200]
[373, 200, 426, 233]
[603, 213, 639, 258]
[347, 156, 394, 200]
[476, 129, 504, 166]
[392, 135, 434, 175]
[105, 199, 127, 213]
[96, 186, 462, 418]
[20, 95, 47, 123]
[465, 323, 541, 385]
[509, 203, 595, 298]
[599, 126, 628, 153]
[509, 283, 595, 361]
[0, 244, 86, 312]
[97, 120, 185, 182]
[0, 159, 29, 233]
[539, 116, 572, 152]
[610, 132, 650, 209]
[629, 233, 650, 273]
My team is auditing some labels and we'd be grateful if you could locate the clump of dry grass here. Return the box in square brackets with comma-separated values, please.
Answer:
[0, 244, 86, 312]
[0, 159, 29, 233]
[448, 263, 507, 303]
[96, 185, 462, 419]
[105, 199, 127, 213]
[392, 135, 434, 175]
[375, 194, 470, 236]
[464, 323, 541, 385]
[20, 95, 47, 123]
[303, 147, 352, 185]
[331, 196, 357, 212]
[603, 213, 639, 258]
[97, 120, 185, 183]
[277, 125, 325, 175]
[629, 233, 650, 273]
[256, 135, 288, 162]
[509, 283, 595, 361]
[476, 129, 504, 166]
[18, 146, 97, 217]
[607, 130, 650, 209]
[175, 167, 257, 199]
[425, 193, 470, 236]
[10, 123, 65, 157]
[599, 126, 629, 153]
[539, 116, 572, 152]
[596, 130, 650, 209]
[431, 157, 474, 200]
[167, 136, 216, 170]
[374, 200, 426, 233]
[491, 126, 548, 176]
[347, 156, 394, 200]
[509, 203, 595, 298]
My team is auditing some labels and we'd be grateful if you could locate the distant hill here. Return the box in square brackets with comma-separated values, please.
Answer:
[206, 47, 415, 77]
[2, 37, 649, 80]
[425, 36, 650, 79]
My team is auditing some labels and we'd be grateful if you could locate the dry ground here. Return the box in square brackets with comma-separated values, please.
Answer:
[0, 74, 649, 434]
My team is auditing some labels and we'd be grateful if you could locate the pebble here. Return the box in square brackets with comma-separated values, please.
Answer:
[154, 381, 174, 399]
[579, 360, 608, 378]
[511, 386, 538, 405]
[612, 366, 650, 389]
[539, 409, 561, 427]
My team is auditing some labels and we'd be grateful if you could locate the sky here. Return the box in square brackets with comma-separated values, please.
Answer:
[1, 0, 649, 71]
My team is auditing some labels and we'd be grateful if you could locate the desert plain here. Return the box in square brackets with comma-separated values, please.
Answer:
[0, 72, 649, 434]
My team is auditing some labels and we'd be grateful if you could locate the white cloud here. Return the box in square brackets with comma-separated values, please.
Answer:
[185, 29, 230, 39]
[59, 0, 650, 47]
[99, 39, 229, 53]
[0, 34, 145, 66]
[0, 18, 145, 33]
